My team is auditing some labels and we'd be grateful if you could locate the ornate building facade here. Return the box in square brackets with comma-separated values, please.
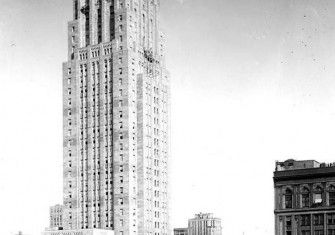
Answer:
[274, 159, 335, 235]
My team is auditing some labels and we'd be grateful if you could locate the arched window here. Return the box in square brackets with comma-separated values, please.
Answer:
[301, 187, 310, 208]
[313, 186, 323, 207]
[329, 185, 335, 206]
[285, 188, 293, 209]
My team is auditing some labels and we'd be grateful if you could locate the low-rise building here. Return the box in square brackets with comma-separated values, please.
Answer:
[174, 228, 188, 235]
[188, 213, 222, 235]
[42, 229, 114, 235]
[274, 159, 335, 235]
[49, 204, 64, 230]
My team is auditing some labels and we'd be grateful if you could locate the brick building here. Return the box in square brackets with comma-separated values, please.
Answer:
[274, 159, 335, 235]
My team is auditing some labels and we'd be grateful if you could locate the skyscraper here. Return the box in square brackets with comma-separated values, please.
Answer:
[46, 1, 170, 235]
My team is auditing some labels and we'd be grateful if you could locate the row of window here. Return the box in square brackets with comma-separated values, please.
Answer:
[283, 214, 335, 235]
[283, 185, 335, 209]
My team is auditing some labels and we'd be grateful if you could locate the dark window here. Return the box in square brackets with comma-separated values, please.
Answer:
[314, 230, 324, 235]
[285, 189, 293, 209]
[301, 230, 311, 235]
[328, 213, 335, 225]
[286, 216, 292, 232]
[330, 189, 335, 206]
[302, 187, 310, 208]
[313, 214, 324, 226]
[301, 215, 311, 226]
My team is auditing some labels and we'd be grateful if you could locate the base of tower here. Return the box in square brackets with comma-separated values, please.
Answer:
[42, 229, 114, 235]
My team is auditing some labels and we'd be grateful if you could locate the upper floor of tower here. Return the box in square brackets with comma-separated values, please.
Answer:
[67, 0, 165, 62]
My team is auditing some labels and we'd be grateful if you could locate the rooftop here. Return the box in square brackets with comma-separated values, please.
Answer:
[274, 159, 335, 183]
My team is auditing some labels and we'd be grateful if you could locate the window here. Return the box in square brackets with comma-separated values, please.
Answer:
[301, 187, 310, 208]
[301, 229, 310, 234]
[313, 214, 324, 226]
[300, 215, 311, 226]
[330, 192, 335, 206]
[329, 229, 335, 235]
[313, 186, 323, 206]
[285, 188, 293, 209]
[329, 185, 335, 206]
[328, 213, 335, 225]
[118, 198, 123, 205]
[314, 230, 324, 235]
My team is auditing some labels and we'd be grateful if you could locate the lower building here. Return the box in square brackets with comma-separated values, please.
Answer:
[188, 213, 222, 235]
[274, 159, 335, 235]
[42, 228, 114, 235]
[174, 228, 188, 235]
[49, 205, 64, 230]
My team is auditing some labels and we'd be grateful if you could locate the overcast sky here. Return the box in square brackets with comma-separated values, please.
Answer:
[1, 0, 335, 234]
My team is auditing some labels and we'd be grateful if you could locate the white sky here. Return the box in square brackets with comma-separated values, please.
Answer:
[1, 0, 335, 234]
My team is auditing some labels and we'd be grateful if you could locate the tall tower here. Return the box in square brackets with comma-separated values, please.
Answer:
[61, 1, 170, 235]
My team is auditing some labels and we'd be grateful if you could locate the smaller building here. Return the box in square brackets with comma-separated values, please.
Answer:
[188, 213, 222, 235]
[174, 228, 188, 235]
[49, 204, 64, 230]
[42, 229, 114, 235]
[274, 159, 335, 235]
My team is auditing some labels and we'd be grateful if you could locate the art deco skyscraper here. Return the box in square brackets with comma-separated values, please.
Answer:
[60, 1, 169, 235]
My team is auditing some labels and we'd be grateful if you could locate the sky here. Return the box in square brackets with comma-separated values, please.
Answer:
[1, 0, 335, 234]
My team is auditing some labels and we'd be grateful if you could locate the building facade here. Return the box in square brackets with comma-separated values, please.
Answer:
[173, 228, 188, 235]
[187, 213, 222, 235]
[47, 1, 170, 235]
[274, 159, 335, 235]
[43, 229, 114, 235]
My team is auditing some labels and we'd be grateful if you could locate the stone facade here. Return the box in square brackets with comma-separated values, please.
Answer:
[187, 213, 222, 235]
[48, 1, 170, 235]
[274, 159, 335, 235]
